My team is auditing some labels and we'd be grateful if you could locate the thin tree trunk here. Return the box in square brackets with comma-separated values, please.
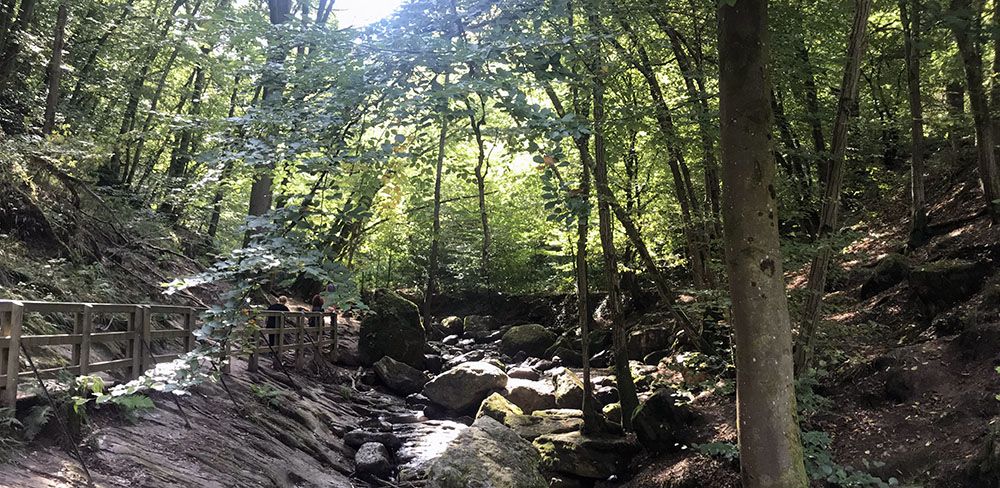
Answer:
[950, 0, 1000, 219]
[68, 0, 136, 111]
[900, 0, 928, 245]
[795, 0, 872, 373]
[0, 0, 36, 87]
[718, 1, 808, 485]
[42, 1, 68, 135]
[423, 73, 450, 329]
[208, 76, 242, 239]
[468, 101, 492, 287]
[946, 80, 965, 165]
[589, 5, 639, 430]
[573, 105, 601, 432]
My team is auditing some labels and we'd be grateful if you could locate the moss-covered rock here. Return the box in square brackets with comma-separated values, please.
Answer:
[477, 392, 523, 424]
[860, 253, 911, 299]
[532, 431, 639, 479]
[630, 388, 691, 452]
[910, 260, 989, 318]
[359, 289, 426, 368]
[441, 316, 464, 335]
[500, 324, 557, 358]
[502, 411, 583, 441]
[426, 416, 547, 488]
[602, 402, 621, 423]
[374, 356, 430, 395]
[423, 361, 509, 413]
[463, 315, 501, 340]
[551, 367, 584, 409]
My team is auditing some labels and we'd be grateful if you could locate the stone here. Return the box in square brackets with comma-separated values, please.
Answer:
[548, 346, 583, 367]
[595, 386, 618, 406]
[463, 315, 502, 340]
[345, 429, 403, 451]
[442, 334, 460, 346]
[422, 361, 509, 413]
[643, 349, 671, 365]
[910, 260, 990, 318]
[508, 367, 540, 381]
[551, 367, 584, 409]
[504, 378, 557, 413]
[359, 290, 426, 368]
[441, 316, 464, 335]
[477, 392, 523, 424]
[374, 356, 431, 395]
[425, 416, 548, 488]
[533, 431, 640, 479]
[631, 388, 691, 451]
[500, 324, 558, 358]
[406, 393, 430, 407]
[424, 354, 444, 374]
[627, 327, 672, 360]
[602, 402, 621, 423]
[444, 350, 484, 370]
[503, 412, 583, 441]
[860, 253, 911, 299]
[356, 442, 393, 478]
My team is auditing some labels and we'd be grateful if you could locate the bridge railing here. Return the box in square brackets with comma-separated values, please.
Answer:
[0, 300, 338, 408]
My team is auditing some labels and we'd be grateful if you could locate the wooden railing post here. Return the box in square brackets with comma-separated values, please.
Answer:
[78, 304, 93, 375]
[184, 309, 195, 353]
[276, 313, 286, 359]
[2, 302, 23, 407]
[139, 306, 152, 373]
[130, 306, 142, 379]
[248, 310, 259, 373]
[294, 314, 305, 370]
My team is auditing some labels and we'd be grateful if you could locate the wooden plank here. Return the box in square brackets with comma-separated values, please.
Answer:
[71, 310, 82, 367]
[130, 306, 142, 379]
[146, 305, 193, 314]
[153, 353, 181, 363]
[329, 314, 338, 361]
[2, 302, 23, 407]
[0, 302, 12, 313]
[20, 302, 85, 314]
[90, 304, 140, 313]
[15, 335, 83, 347]
[78, 304, 93, 375]
[89, 358, 133, 374]
[89, 331, 133, 343]
[184, 311, 195, 353]
[140, 306, 152, 373]
[150, 329, 191, 340]
[10, 364, 81, 381]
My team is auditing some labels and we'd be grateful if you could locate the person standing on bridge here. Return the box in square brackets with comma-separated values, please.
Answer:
[309, 294, 324, 329]
[265, 296, 290, 348]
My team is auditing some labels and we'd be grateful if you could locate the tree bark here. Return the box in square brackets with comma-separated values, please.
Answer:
[949, 0, 1000, 220]
[795, 0, 872, 373]
[208, 76, 242, 239]
[42, 1, 68, 135]
[589, 5, 639, 430]
[718, 1, 808, 485]
[468, 99, 492, 287]
[423, 73, 450, 329]
[900, 0, 928, 245]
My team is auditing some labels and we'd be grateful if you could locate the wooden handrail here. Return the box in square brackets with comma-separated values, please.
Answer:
[0, 299, 339, 409]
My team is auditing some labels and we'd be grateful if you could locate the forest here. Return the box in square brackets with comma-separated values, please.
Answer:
[1, 0, 1000, 485]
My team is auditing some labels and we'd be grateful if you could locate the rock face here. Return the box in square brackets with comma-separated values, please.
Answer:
[533, 431, 640, 479]
[359, 290, 426, 368]
[355, 442, 393, 478]
[477, 392, 523, 424]
[503, 410, 584, 441]
[910, 260, 990, 318]
[627, 326, 672, 360]
[374, 356, 431, 395]
[463, 315, 502, 340]
[551, 368, 584, 409]
[500, 324, 557, 358]
[504, 378, 556, 413]
[422, 361, 509, 413]
[631, 388, 691, 451]
[860, 253, 911, 299]
[425, 416, 548, 488]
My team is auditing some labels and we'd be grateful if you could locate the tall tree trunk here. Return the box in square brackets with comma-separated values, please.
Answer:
[468, 102, 492, 287]
[574, 123, 601, 432]
[160, 51, 209, 222]
[718, 1, 808, 485]
[208, 76, 242, 239]
[946, 80, 965, 165]
[245, 0, 292, 245]
[42, 1, 68, 135]
[900, 0, 928, 245]
[589, 5, 640, 430]
[423, 74, 450, 329]
[950, 0, 1000, 219]
[0, 0, 36, 86]
[795, 0, 872, 373]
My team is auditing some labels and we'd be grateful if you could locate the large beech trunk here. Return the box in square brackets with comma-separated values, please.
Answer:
[795, 0, 872, 372]
[717, 0, 808, 485]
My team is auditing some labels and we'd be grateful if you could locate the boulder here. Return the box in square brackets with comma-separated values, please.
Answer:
[442, 334, 460, 346]
[477, 392, 523, 424]
[500, 324, 558, 358]
[627, 327, 672, 360]
[425, 416, 548, 488]
[444, 350, 485, 370]
[463, 315, 502, 340]
[860, 253, 911, 299]
[508, 367, 540, 381]
[548, 346, 583, 367]
[551, 368, 584, 409]
[356, 442, 393, 478]
[345, 429, 402, 451]
[504, 378, 557, 413]
[359, 290, 426, 368]
[424, 354, 444, 374]
[533, 431, 640, 479]
[910, 260, 990, 318]
[441, 316, 464, 335]
[503, 412, 583, 441]
[602, 403, 621, 423]
[422, 361, 509, 413]
[374, 356, 431, 395]
[631, 388, 691, 451]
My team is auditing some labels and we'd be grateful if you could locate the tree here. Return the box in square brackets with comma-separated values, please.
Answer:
[717, 0, 808, 485]
[900, 0, 928, 245]
[42, 1, 68, 135]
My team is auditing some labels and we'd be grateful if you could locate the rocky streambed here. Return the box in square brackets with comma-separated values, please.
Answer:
[342, 290, 693, 488]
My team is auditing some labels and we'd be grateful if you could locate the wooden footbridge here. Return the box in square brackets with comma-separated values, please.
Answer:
[0, 299, 338, 408]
